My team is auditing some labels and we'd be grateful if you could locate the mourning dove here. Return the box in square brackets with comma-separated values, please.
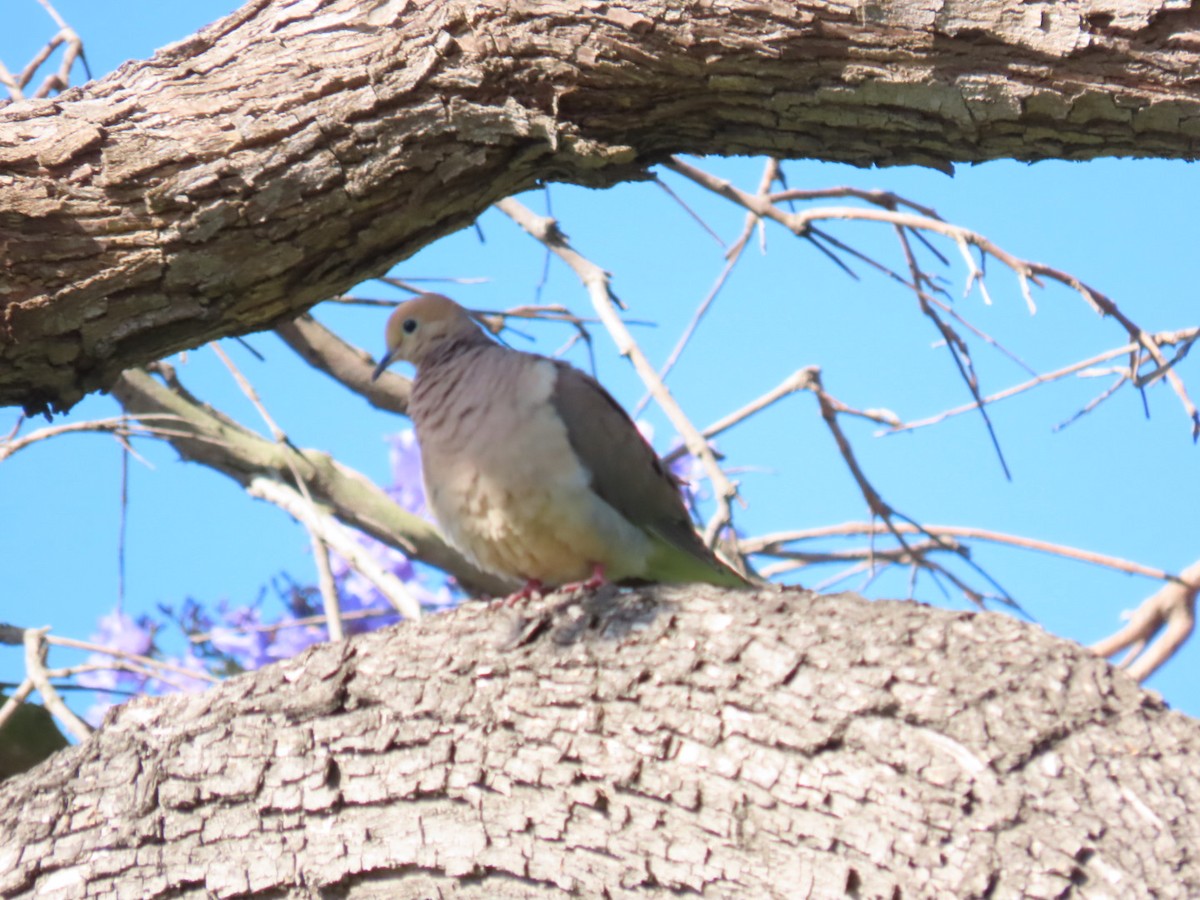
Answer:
[372, 293, 748, 595]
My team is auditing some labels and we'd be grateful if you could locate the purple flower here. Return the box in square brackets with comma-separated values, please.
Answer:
[159, 647, 214, 694]
[669, 450, 707, 496]
[84, 698, 117, 728]
[77, 608, 155, 697]
[264, 623, 325, 661]
[89, 609, 154, 657]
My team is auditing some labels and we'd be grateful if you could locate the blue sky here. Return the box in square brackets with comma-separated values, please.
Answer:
[2, 3, 1198, 722]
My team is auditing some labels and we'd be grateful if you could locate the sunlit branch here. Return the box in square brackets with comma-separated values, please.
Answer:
[1092, 559, 1200, 682]
[111, 366, 510, 596]
[246, 476, 422, 621]
[23, 628, 91, 742]
[742, 522, 1174, 582]
[635, 158, 781, 418]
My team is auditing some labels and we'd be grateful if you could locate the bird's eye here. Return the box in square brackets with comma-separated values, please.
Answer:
[402, 318, 418, 334]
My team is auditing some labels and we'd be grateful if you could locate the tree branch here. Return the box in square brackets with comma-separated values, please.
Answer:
[110, 366, 511, 597]
[5, 0, 1200, 413]
[4, 586, 1199, 895]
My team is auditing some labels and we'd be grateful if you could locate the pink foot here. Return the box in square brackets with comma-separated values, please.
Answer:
[501, 579, 544, 607]
[559, 563, 608, 594]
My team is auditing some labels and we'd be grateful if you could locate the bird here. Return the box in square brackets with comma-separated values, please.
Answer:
[371, 293, 749, 597]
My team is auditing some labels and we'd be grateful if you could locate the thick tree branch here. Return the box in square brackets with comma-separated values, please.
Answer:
[2, 587, 1197, 896]
[4, 0, 1200, 413]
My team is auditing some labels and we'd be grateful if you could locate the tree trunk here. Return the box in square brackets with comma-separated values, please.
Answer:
[3, 0, 1199, 414]
[1, 587, 1196, 898]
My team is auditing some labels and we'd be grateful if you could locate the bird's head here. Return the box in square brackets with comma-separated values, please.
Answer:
[372, 293, 489, 378]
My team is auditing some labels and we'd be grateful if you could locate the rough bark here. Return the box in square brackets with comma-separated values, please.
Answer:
[3, 0, 1200, 414]
[1, 587, 1196, 898]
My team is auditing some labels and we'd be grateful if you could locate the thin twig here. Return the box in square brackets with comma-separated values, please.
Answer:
[0, 414, 189, 463]
[24, 628, 92, 742]
[45, 634, 221, 684]
[310, 533, 345, 641]
[0, 679, 36, 733]
[662, 367, 850, 465]
[894, 224, 1011, 479]
[245, 476, 421, 620]
[654, 175, 727, 248]
[884, 331, 1200, 434]
[635, 158, 780, 417]
[742, 522, 1174, 582]
[189, 607, 397, 644]
[212, 342, 348, 637]
[667, 156, 1200, 438]
[1053, 374, 1128, 432]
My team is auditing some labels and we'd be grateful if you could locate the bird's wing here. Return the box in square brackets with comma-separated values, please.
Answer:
[550, 361, 745, 585]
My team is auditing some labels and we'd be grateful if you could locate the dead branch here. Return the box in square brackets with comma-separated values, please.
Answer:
[666, 157, 1200, 439]
[22, 628, 91, 742]
[743, 523, 1174, 582]
[1092, 559, 1200, 682]
[887, 328, 1200, 434]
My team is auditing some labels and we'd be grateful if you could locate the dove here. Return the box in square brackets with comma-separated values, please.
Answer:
[372, 293, 748, 596]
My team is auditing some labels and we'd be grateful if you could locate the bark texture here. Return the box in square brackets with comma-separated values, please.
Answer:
[1, 587, 1196, 898]
[3, 0, 1200, 414]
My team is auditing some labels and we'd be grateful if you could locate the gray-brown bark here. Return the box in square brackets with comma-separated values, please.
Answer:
[1, 587, 1197, 898]
[3, 0, 1200, 414]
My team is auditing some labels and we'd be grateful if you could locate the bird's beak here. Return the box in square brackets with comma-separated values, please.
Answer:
[371, 349, 395, 381]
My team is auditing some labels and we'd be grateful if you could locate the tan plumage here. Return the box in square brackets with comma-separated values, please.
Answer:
[373, 294, 748, 592]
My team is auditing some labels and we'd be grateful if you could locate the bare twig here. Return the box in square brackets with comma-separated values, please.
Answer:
[1092, 559, 1200, 682]
[742, 522, 1173, 582]
[24, 628, 92, 742]
[0, 679, 36, 733]
[654, 175, 726, 248]
[1053, 374, 1128, 432]
[885, 330, 1199, 434]
[894, 223, 1011, 479]
[310, 534, 345, 641]
[798, 368, 1012, 606]
[667, 156, 1199, 438]
[43, 661, 202, 696]
[0, 414, 190, 463]
[212, 341, 354, 638]
[246, 476, 422, 620]
[662, 367, 852, 465]
[635, 158, 781, 417]
[44, 634, 220, 685]
[769, 186, 944, 221]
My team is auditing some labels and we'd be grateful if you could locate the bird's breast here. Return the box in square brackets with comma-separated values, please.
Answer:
[410, 349, 651, 584]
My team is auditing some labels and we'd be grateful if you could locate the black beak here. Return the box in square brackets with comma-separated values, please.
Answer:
[371, 349, 395, 382]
